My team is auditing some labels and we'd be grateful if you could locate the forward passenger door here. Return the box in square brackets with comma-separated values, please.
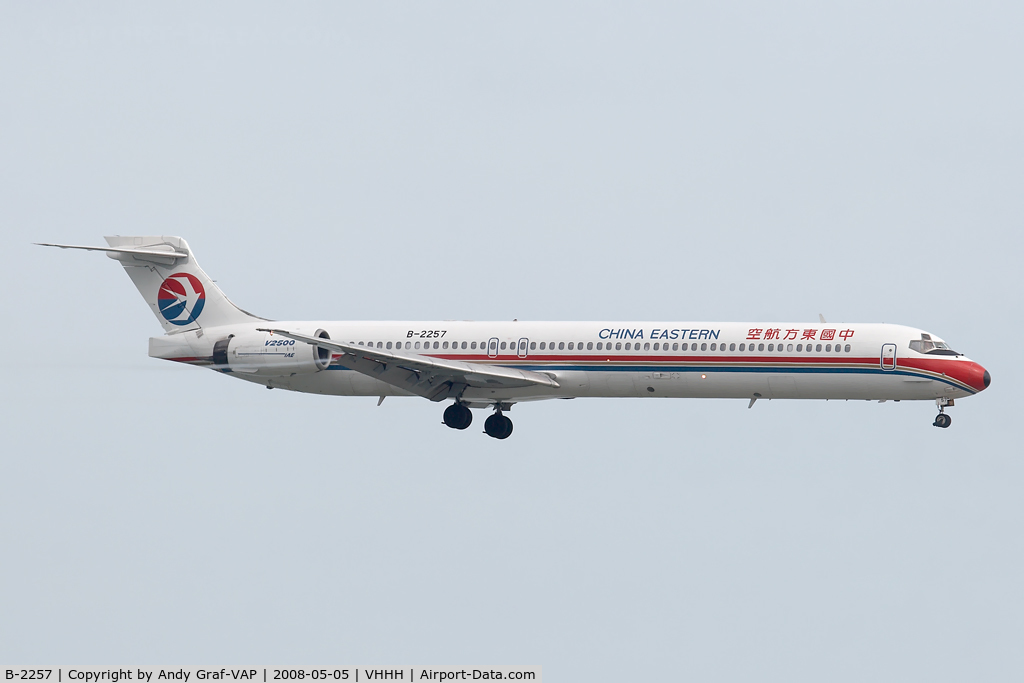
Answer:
[881, 343, 897, 371]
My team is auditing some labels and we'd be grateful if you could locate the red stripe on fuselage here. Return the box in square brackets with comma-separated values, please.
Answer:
[331, 351, 986, 392]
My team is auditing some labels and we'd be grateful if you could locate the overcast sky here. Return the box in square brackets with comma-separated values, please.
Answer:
[2, 2, 1022, 680]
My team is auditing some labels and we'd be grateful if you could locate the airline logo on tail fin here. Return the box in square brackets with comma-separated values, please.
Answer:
[158, 273, 206, 325]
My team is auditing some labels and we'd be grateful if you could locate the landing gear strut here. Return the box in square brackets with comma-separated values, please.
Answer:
[933, 398, 952, 428]
[443, 402, 473, 430]
[484, 408, 513, 440]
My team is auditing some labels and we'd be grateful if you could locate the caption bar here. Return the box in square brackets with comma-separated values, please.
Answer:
[4, 670, 539, 683]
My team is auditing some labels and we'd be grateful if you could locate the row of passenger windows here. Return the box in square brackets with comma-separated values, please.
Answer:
[353, 340, 854, 353]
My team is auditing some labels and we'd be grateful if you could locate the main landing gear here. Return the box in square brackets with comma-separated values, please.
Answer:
[933, 397, 953, 429]
[443, 402, 514, 439]
[443, 402, 473, 430]
[484, 408, 513, 440]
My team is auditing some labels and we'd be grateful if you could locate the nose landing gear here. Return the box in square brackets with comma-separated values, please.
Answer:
[933, 397, 953, 428]
[484, 408, 514, 440]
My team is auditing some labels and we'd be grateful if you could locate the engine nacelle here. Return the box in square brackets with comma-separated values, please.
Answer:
[213, 329, 331, 377]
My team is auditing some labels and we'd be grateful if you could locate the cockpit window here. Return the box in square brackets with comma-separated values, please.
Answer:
[909, 333, 959, 356]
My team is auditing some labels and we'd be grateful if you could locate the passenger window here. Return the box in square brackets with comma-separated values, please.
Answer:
[462, 341, 468, 349]
[558, 342, 565, 350]
[767, 344, 774, 352]
[739, 343, 745, 351]
[672, 343, 678, 351]
[653, 343, 659, 351]
[796, 344, 801, 352]
[710, 343, 716, 351]
[386, 342, 392, 349]
[616, 342, 622, 350]
[415, 342, 421, 349]
[568, 342, 574, 350]
[825, 344, 831, 352]
[815, 344, 822, 352]
[471, 341, 477, 349]
[845, 344, 851, 352]
[530, 342, 536, 350]
[644, 342, 651, 351]
[786, 344, 793, 352]
[596, 342, 602, 350]
[500, 341, 506, 350]
[758, 343, 765, 351]
[587, 342, 593, 350]
[443, 341, 449, 349]
[729, 343, 736, 351]
[405, 342, 411, 349]
[540, 342, 546, 350]
[682, 343, 688, 351]
[700, 343, 707, 351]
[835, 345, 841, 353]
[625, 343, 631, 350]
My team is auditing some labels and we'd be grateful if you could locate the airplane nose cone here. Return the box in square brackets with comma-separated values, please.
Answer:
[983, 369, 991, 389]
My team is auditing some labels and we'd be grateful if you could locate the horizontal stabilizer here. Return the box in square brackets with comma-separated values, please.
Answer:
[35, 242, 188, 262]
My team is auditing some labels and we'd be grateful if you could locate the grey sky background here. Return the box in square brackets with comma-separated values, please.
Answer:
[2, 2, 1022, 679]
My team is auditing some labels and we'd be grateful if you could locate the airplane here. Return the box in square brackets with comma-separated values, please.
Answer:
[38, 236, 990, 438]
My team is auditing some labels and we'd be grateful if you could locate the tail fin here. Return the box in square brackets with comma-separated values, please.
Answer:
[103, 236, 263, 332]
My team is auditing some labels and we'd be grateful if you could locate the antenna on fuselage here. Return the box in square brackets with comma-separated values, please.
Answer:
[818, 313, 827, 323]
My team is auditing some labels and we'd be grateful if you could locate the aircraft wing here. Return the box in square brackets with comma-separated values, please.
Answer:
[257, 328, 560, 401]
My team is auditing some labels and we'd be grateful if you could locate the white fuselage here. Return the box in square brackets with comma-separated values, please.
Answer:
[150, 320, 989, 405]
